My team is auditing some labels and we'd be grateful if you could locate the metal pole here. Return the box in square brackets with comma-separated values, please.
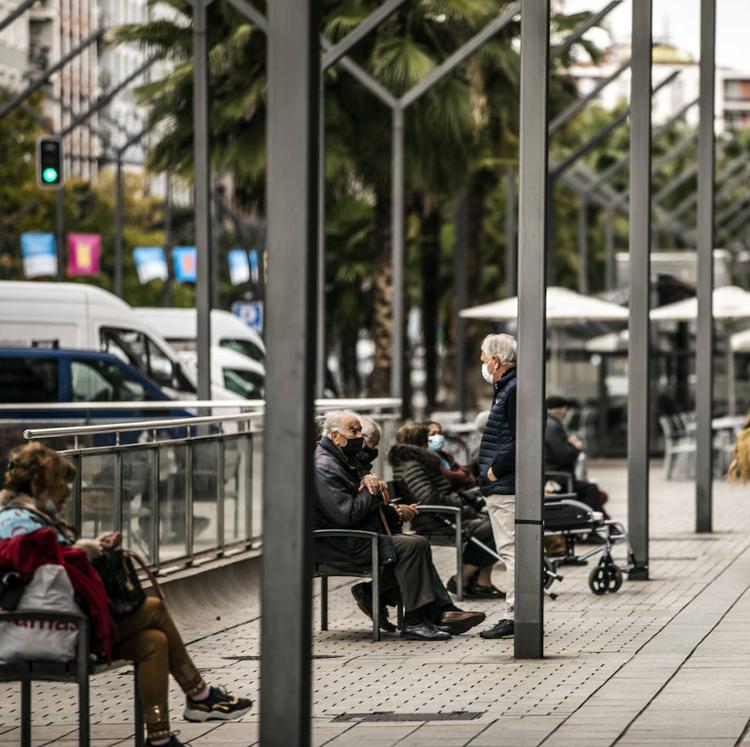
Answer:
[455, 194, 468, 418]
[262, 0, 319, 742]
[552, 0, 622, 59]
[627, 0, 652, 580]
[0, 0, 37, 36]
[605, 205, 615, 289]
[696, 0, 716, 533]
[316, 79, 326, 398]
[391, 106, 404, 399]
[55, 188, 64, 281]
[164, 172, 173, 307]
[515, 0, 549, 660]
[578, 195, 589, 293]
[506, 166, 517, 295]
[114, 156, 124, 297]
[193, 0, 212, 401]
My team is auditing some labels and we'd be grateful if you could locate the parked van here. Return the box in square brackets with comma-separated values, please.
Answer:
[0, 281, 233, 400]
[179, 346, 265, 400]
[134, 307, 265, 367]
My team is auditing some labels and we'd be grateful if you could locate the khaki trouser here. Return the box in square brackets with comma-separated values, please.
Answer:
[484, 494, 515, 619]
[114, 596, 206, 742]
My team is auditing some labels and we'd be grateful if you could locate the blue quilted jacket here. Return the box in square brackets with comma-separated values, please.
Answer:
[477, 368, 517, 496]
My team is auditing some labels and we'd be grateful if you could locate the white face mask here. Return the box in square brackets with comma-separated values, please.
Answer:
[481, 362, 495, 384]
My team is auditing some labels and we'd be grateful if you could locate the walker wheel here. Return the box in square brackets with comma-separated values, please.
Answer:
[588, 561, 623, 594]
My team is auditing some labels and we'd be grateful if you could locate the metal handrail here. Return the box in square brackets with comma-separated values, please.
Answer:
[0, 397, 401, 413]
[23, 411, 264, 440]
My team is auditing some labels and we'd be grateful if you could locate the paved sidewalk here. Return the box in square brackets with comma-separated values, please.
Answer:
[2, 461, 750, 746]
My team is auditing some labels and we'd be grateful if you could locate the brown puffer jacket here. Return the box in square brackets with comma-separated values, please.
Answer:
[388, 443, 483, 536]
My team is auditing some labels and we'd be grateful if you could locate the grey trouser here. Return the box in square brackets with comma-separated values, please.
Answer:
[485, 493, 515, 619]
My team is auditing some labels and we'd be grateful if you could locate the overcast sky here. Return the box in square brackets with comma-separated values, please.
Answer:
[561, 0, 750, 72]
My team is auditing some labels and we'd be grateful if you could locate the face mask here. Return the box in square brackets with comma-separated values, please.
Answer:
[43, 499, 57, 515]
[341, 435, 365, 459]
[428, 434, 446, 452]
[357, 445, 379, 465]
[481, 362, 495, 384]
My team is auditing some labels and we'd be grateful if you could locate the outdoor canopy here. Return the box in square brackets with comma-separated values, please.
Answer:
[459, 286, 630, 323]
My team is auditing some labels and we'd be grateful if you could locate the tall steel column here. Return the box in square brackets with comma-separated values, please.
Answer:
[506, 166, 517, 295]
[578, 195, 589, 294]
[515, 0, 550, 660]
[696, 0, 716, 533]
[193, 0, 212, 401]
[114, 156, 124, 297]
[261, 0, 319, 743]
[391, 105, 405, 399]
[55, 189, 64, 281]
[455, 194, 468, 417]
[164, 172, 173, 307]
[316, 79, 326, 397]
[605, 206, 615, 289]
[627, 0, 653, 580]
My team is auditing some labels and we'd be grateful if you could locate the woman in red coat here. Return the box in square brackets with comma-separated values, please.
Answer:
[426, 421, 476, 492]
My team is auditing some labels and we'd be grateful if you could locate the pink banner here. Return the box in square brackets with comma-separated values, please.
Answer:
[67, 233, 101, 276]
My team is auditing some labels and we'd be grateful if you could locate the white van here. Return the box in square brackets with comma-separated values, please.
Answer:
[179, 347, 265, 400]
[134, 308, 265, 369]
[0, 281, 233, 400]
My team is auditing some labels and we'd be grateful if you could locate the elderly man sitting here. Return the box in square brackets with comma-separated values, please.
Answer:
[314, 410, 485, 641]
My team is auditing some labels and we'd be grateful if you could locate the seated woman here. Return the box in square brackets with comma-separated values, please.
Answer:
[425, 421, 476, 492]
[0, 442, 252, 747]
[389, 422, 503, 600]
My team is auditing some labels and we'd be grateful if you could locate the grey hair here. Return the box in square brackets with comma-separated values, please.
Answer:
[481, 333, 517, 365]
[321, 410, 360, 437]
[359, 416, 380, 441]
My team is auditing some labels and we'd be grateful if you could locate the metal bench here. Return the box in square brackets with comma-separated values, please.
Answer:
[313, 529, 403, 642]
[0, 610, 144, 747]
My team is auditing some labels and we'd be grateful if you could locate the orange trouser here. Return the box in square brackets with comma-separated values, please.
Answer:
[114, 596, 206, 741]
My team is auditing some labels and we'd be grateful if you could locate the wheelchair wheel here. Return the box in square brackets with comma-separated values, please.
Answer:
[588, 561, 622, 594]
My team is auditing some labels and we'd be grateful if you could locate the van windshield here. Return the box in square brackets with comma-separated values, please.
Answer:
[100, 327, 195, 393]
[71, 358, 149, 402]
[223, 368, 265, 399]
[220, 338, 265, 365]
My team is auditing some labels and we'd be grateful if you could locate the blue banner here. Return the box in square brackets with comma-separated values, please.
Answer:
[133, 246, 168, 283]
[21, 232, 57, 278]
[172, 245, 197, 283]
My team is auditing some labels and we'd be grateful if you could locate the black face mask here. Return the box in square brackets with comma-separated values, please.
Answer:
[357, 445, 379, 465]
[341, 436, 365, 459]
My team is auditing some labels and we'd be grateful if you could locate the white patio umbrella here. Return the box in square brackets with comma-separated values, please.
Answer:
[460, 287, 628, 387]
[650, 285, 750, 415]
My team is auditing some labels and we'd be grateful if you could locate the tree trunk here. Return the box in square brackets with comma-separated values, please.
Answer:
[369, 189, 393, 396]
[420, 202, 441, 412]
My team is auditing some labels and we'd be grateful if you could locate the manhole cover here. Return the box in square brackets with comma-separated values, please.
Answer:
[333, 711, 484, 723]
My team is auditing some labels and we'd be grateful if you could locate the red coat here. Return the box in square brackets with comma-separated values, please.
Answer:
[0, 528, 114, 660]
[438, 450, 476, 491]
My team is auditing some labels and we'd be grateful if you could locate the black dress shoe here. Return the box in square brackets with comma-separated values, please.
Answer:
[558, 556, 588, 566]
[351, 583, 397, 633]
[479, 618, 514, 639]
[466, 583, 506, 600]
[401, 620, 451, 641]
[439, 610, 486, 635]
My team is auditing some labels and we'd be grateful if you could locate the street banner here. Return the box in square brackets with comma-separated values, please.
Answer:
[21, 232, 57, 278]
[172, 245, 197, 282]
[228, 249, 250, 285]
[249, 249, 260, 283]
[232, 300, 264, 332]
[133, 246, 168, 283]
[67, 233, 101, 276]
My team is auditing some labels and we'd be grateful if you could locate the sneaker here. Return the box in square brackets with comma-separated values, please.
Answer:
[183, 687, 253, 722]
[147, 734, 190, 747]
[479, 618, 515, 639]
[351, 582, 397, 633]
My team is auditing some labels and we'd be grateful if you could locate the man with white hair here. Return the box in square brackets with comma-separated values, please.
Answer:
[476, 333, 518, 640]
[314, 410, 485, 640]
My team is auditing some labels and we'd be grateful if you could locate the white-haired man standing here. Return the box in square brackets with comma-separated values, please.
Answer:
[313, 410, 485, 640]
[476, 333, 518, 640]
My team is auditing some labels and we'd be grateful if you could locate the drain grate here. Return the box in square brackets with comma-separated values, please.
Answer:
[333, 711, 484, 723]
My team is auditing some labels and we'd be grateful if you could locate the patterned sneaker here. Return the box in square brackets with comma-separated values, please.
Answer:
[183, 686, 253, 722]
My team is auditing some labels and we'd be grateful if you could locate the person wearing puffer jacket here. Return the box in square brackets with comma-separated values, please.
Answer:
[389, 422, 502, 600]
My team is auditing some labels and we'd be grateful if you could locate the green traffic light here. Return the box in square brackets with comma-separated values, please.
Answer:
[42, 167, 58, 183]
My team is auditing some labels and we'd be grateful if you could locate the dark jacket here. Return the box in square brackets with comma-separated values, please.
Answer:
[388, 443, 483, 536]
[313, 437, 394, 570]
[478, 367, 517, 496]
[545, 414, 580, 473]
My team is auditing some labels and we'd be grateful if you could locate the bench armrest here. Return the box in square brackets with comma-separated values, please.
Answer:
[313, 529, 381, 574]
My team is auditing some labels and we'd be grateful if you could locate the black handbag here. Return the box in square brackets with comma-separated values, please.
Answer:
[92, 548, 154, 620]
